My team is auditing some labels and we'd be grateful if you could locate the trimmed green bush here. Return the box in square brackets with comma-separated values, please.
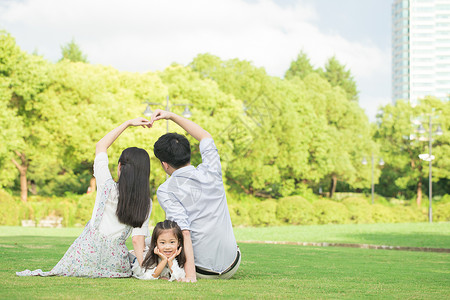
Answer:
[391, 206, 426, 223]
[75, 193, 96, 226]
[276, 196, 316, 225]
[434, 202, 450, 222]
[342, 197, 373, 224]
[438, 194, 450, 204]
[0, 189, 20, 226]
[313, 200, 350, 224]
[249, 199, 278, 226]
[150, 199, 166, 226]
[371, 204, 396, 223]
[228, 202, 251, 227]
[2, 189, 447, 227]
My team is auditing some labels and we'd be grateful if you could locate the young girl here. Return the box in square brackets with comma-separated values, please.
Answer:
[131, 220, 186, 281]
[17, 118, 152, 278]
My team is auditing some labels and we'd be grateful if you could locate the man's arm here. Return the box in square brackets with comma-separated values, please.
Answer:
[150, 110, 212, 142]
[181, 230, 197, 282]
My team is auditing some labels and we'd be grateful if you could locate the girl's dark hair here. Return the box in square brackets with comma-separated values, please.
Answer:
[142, 220, 186, 270]
[116, 147, 151, 228]
[153, 133, 191, 169]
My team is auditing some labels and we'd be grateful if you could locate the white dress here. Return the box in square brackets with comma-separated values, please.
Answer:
[16, 152, 151, 278]
[131, 258, 185, 281]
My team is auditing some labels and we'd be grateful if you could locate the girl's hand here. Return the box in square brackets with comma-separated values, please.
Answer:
[154, 247, 167, 261]
[128, 117, 152, 128]
[168, 247, 182, 262]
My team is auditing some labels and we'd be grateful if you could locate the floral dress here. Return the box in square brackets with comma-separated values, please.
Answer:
[16, 179, 133, 278]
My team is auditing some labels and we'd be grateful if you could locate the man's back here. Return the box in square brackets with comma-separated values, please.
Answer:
[157, 138, 237, 273]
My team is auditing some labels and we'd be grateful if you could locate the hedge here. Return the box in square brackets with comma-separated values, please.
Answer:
[1, 189, 449, 227]
[313, 200, 350, 225]
[276, 196, 316, 225]
[342, 197, 372, 224]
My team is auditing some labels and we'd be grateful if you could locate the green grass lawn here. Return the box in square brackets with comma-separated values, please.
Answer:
[1, 223, 449, 299]
[234, 222, 450, 248]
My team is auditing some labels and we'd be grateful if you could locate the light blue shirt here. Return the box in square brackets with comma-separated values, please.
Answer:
[157, 138, 237, 273]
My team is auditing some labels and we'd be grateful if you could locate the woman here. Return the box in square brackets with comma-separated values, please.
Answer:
[17, 118, 152, 278]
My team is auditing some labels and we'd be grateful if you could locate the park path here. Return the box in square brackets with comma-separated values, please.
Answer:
[238, 240, 450, 253]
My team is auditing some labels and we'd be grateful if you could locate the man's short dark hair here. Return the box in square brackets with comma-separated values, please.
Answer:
[153, 133, 191, 169]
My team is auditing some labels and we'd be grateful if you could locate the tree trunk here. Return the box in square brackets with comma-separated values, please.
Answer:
[12, 151, 28, 202]
[329, 175, 337, 198]
[416, 177, 422, 207]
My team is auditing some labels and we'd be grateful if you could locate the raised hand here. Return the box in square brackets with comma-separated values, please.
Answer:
[150, 109, 172, 125]
[168, 247, 182, 262]
[127, 117, 152, 128]
[154, 247, 168, 261]
[96, 117, 151, 155]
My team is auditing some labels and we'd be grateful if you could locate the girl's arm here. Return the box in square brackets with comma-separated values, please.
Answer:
[167, 247, 183, 272]
[151, 259, 168, 279]
[95, 118, 151, 155]
[152, 247, 168, 279]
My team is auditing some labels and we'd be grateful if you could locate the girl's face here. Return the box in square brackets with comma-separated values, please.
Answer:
[156, 229, 180, 258]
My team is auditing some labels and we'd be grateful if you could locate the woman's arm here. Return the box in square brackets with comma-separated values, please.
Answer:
[95, 118, 151, 155]
[132, 236, 145, 266]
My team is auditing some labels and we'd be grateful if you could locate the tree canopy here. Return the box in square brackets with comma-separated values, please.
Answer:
[0, 34, 448, 204]
[59, 39, 88, 63]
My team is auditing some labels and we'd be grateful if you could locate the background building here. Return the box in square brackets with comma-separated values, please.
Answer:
[392, 0, 450, 104]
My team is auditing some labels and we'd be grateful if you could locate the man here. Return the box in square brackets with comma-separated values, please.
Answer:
[150, 109, 240, 282]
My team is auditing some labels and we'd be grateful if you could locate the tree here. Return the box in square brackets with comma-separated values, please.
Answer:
[284, 51, 315, 80]
[302, 73, 375, 198]
[0, 32, 54, 201]
[1, 32, 167, 199]
[190, 54, 333, 197]
[319, 56, 359, 101]
[59, 39, 88, 63]
[375, 98, 449, 206]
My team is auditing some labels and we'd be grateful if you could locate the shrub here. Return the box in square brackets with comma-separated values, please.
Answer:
[313, 200, 350, 224]
[438, 194, 450, 204]
[434, 202, 450, 222]
[228, 202, 251, 227]
[371, 204, 396, 223]
[75, 193, 96, 226]
[276, 195, 316, 225]
[392, 206, 426, 223]
[342, 197, 372, 224]
[249, 199, 278, 226]
[0, 189, 20, 225]
[150, 199, 166, 226]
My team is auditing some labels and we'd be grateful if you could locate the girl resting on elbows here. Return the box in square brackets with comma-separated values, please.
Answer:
[17, 118, 153, 278]
[131, 220, 186, 281]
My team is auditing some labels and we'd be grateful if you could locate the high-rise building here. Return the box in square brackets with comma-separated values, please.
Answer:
[392, 0, 450, 104]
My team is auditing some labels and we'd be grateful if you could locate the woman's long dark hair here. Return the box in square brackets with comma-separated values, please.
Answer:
[116, 147, 150, 228]
[142, 220, 186, 270]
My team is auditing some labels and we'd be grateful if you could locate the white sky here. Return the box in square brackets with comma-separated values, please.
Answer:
[0, 0, 392, 122]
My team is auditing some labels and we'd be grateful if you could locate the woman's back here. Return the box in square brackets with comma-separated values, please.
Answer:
[93, 152, 150, 239]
